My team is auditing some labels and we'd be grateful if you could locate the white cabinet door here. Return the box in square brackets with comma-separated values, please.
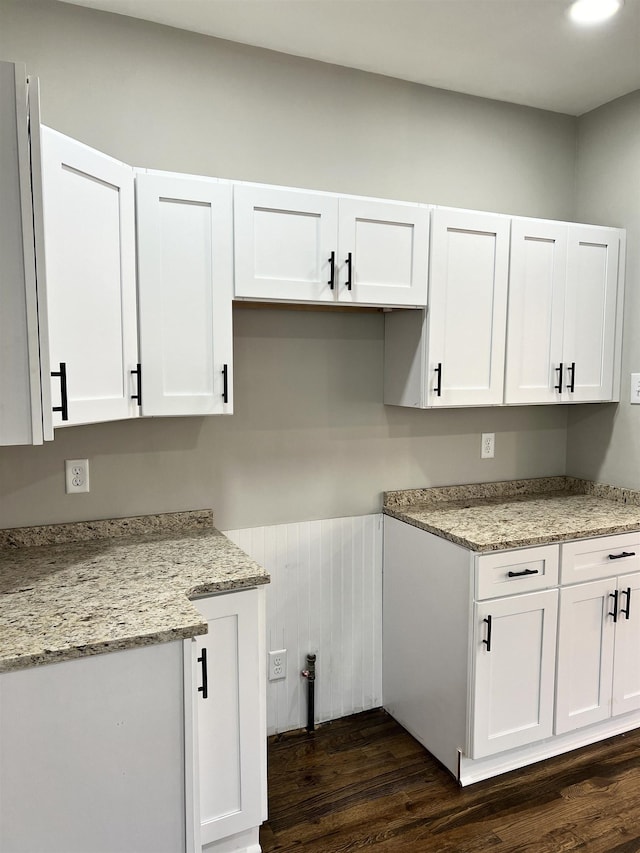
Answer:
[234, 185, 338, 303]
[41, 127, 138, 426]
[504, 219, 567, 405]
[427, 209, 510, 406]
[612, 572, 640, 717]
[562, 225, 620, 403]
[0, 62, 51, 446]
[471, 589, 558, 759]
[189, 589, 265, 846]
[337, 198, 428, 307]
[555, 578, 616, 735]
[136, 174, 233, 416]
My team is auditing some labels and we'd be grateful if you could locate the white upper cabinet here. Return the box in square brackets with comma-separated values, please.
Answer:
[233, 184, 428, 307]
[0, 61, 51, 446]
[384, 209, 510, 408]
[136, 173, 233, 416]
[41, 127, 139, 427]
[506, 220, 621, 405]
[426, 209, 510, 407]
[505, 219, 568, 405]
[563, 225, 620, 402]
[234, 185, 338, 303]
[336, 198, 428, 306]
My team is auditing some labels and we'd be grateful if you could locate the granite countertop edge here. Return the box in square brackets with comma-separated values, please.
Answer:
[383, 477, 640, 552]
[0, 510, 270, 673]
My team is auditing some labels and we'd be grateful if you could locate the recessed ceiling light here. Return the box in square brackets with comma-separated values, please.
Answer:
[569, 0, 623, 24]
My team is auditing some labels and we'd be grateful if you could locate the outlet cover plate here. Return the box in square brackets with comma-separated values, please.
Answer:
[65, 459, 90, 494]
[268, 649, 287, 681]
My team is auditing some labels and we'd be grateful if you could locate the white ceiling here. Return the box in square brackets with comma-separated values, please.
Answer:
[59, 0, 640, 115]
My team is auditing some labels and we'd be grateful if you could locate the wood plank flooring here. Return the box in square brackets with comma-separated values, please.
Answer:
[260, 709, 640, 852]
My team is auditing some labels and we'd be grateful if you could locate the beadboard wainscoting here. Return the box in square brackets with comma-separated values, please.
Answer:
[225, 514, 383, 735]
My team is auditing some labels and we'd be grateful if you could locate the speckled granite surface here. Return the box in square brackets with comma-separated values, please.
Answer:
[383, 478, 640, 552]
[0, 511, 269, 673]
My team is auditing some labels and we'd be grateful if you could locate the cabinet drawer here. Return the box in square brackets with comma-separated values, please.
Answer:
[475, 545, 559, 600]
[561, 532, 640, 584]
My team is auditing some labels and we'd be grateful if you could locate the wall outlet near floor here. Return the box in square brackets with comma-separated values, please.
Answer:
[65, 459, 90, 494]
[481, 433, 495, 459]
[630, 374, 640, 404]
[268, 649, 287, 681]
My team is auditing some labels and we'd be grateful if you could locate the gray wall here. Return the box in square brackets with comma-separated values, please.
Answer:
[0, 0, 575, 530]
[567, 91, 640, 486]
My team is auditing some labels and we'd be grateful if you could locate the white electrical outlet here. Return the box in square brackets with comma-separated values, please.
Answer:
[481, 433, 495, 459]
[630, 374, 640, 404]
[268, 649, 287, 681]
[65, 459, 90, 494]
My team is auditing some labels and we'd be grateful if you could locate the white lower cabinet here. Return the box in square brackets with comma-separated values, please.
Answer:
[556, 537, 640, 734]
[471, 589, 558, 759]
[383, 516, 640, 786]
[0, 590, 267, 853]
[186, 588, 267, 853]
[0, 644, 187, 853]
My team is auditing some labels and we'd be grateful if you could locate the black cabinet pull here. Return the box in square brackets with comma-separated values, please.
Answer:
[197, 647, 209, 699]
[608, 551, 636, 560]
[507, 568, 539, 578]
[222, 364, 229, 403]
[620, 587, 632, 620]
[554, 363, 563, 393]
[482, 615, 492, 652]
[609, 590, 619, 623]
[567, 362, 576, 393]
[433, 363, 442, 397]
[130, 363, 142, 407]
[328, 251, 335, 290]
[51, 362, 69, 421]
[345, 252, 353, 291]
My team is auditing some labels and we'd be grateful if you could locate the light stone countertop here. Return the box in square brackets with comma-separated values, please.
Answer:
[383, 477, 640, 552]
[0, 511, 269, 673]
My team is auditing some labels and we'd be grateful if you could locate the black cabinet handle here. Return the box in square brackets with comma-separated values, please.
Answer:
[130, 363, 142, 407]
[567, 362, 576, 393]
[51, 362, 69, 421]
[482, 615, 492, 652]
[433, 363, 442, 397]
[328, 251, 335, 290]
[609, 590, 619, 623]
[507, 568, 539, 578]
[608, 551, 636, 560]
[554, 363, 563, 393]
[345, 252, 353, 291]
[222, 364, 229, 403]
[620, 587, 632, 620]
[197, 647, 209, 699]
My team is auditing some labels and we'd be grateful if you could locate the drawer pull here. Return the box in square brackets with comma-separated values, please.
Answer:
[621, 587, 632, 620]
[608, 551, 636, 560]
[507, 568, 539, 578]
[482, 615, 492, 652]
[609, 590, 619, 623]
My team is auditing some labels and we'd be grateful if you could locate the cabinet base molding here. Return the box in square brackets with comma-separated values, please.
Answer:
[457, 708, 640, 786]
[202, 826, 261, 853]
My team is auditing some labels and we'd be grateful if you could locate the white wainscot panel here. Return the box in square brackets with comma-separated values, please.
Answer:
[225, 514, 383, 735]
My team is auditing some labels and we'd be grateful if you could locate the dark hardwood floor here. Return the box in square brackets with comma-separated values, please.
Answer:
[260, 709, 640, 852]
